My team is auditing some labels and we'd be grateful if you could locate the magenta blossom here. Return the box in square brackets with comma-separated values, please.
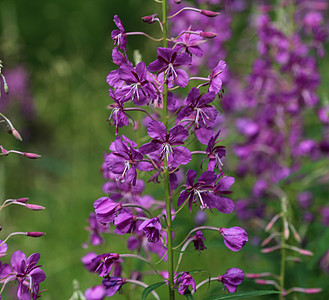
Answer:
[139, 120, 191, 168]
[174, 272, 196, 295]
[218, 268, 244, 293]
[219, 226, 248, 251]
[111, 15, 127, 50]
[85, 285, 105, 300]
[139, 217, 162, 243]
[102, 277, 126, 297]
[92, 253, 120, 277]
[148, 47, 191, 87]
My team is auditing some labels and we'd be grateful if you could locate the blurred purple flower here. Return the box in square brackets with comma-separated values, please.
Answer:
[139, 217, 162, 243]
[219, 226, 248, 251]
[92, 253, 120, 277]
[192, 230, 207, 252]
[174, 272, 196, 295]
[85, 285, 105, 300]
[102, 277, 126, 297]
[218, 268, 244, 293]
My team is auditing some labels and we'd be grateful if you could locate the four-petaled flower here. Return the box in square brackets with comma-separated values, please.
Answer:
[148, 47, 191, 87]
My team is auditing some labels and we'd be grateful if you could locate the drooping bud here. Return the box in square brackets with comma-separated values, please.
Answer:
[200, 10, 220, 17]
[200, 32, 218, 38]
[219, 226, 248, 251]
[23, 152, 41, 159]
[27, 232, 46, 237]
[11, 128, 22, 141]
[26, 204, 46, 211]
[142, 14, 158, 24]
[16, 198, 29, 203]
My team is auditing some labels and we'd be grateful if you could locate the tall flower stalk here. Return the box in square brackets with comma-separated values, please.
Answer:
[82, 1, 248, 299]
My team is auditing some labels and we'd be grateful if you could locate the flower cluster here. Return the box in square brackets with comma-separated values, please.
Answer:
[82, 1, 247, 298]
[0, 60, 46, 299]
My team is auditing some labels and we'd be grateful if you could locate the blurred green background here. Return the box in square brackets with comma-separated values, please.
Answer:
[1, 0, 328, 299]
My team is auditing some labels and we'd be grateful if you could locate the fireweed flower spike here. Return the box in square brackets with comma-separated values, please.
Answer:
[83, 2, 248, 299]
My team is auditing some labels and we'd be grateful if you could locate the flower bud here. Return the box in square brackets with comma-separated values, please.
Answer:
[142, 14, 158, 24]
[220, 226, 248, 251]
[200, 10, 220, 17]
[26, 204, 46, 211]
[200, 32, 218, 38]
[23, 152, 41, 159]
[27, 232, 46, 237]
[16, 198, 29, 203]
[11, 128, 22, 141]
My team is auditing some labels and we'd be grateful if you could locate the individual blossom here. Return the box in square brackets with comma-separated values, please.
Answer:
[192, 230, 207, 252]
[85, 285, 106, 300]
[8, 250, 46, 300]
[106, 135, 153, 185]
[85, 212, 109, 246]
[219, 226, 248, 251]
[207, 60, 226, 93]
[202, 130, 226, 171]
[107, 90, 130, 135]
[92, 253, 120, 277]
[111, 15, 127, 50]
[93, 197, 122, 224]
[218, 268, 244, 293]
[139, 120, 191, 167]
[139, 217, 162, 243]
[114, 62, 156, 105]
[174, 272, 196, 295]
[174, 26, 205, 57]
[148, 47, 191, 87]
[114, 211, 138, 235]
[102, 277, 126, 297]
[178, 169, 234, 213]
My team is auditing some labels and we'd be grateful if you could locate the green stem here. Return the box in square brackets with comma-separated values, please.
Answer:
[162, 1, 175, 299]
[280, 194, 288, 299]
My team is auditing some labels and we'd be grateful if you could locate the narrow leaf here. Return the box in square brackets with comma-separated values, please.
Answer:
[141, 282, 165, 300]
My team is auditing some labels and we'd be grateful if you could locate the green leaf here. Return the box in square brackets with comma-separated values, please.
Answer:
[204, 290, 281, 300]
[141, 282, 165, 300]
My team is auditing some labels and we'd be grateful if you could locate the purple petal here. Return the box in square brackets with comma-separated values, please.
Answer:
[196, 127, 214, 145]
[171, 146, 192, 166]
[11, 250, 26, 271]
[169, 125, 189, 143]
[174, 69, 189, 88]
[198, 171, 217, 185]
[178, 190, 189, 207]
[139, 141, 161, 154]
[147, 120, 166, 140]
[186, 169, 197, 187]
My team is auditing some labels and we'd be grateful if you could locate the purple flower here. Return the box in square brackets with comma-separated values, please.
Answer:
[92, 253, 120, 277]
[174, 272, 196, 295]
[213, 176, 235, 213]
[102, 277, 126, 297]
[177, 87, 217, 130]
[139, 217, 162, 243]
[148, 47, 191, 87]
[174, 26, 204, 57]
[139, 120, 191, 167]
[219, 227, 248, 251]
[85, 285, 105, 300]
[178, 170, 234, 213]
[111, 15, 127, 50]
[114, 212, 137, 234]
[106, 135, 153, 185]
[82, 252, 99, 272]
[192, 230, 207, 252]
[107, 90, 130, 134]
[114, 62, 156, 105]
[218, 268, 244, 293]
[85, 212, 109, 246]
[9, 250, 46, 300]
[202, 130, 226, 171]
[93, 197, 122, 224]
[319, 249, 329, 274]
[208, 60, 226, 93]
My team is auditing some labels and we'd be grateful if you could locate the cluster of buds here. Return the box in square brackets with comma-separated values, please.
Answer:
[0, 60, 46, 299]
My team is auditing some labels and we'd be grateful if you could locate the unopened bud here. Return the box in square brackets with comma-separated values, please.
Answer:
[255, 279, 267, 285]
[284, 219, 289, 240]
[200, 32, 217, 38]
[261, 244, 281, 253]
[23, 152, 41, 159]
[16, 198, 29, 203]
[27, 232, 45, 237]
[142, 14, 158, 24]
[26, 204, 46, 211]
[299, 249, 313, 256]
[303, 288, 322, 294]
[11, 128, 22, 141]
[0, 146, 9, 155]
[200, 10, 220, 17]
